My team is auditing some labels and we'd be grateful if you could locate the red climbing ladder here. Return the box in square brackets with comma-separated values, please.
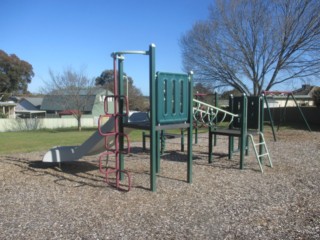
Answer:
[97, 55, 131, 191]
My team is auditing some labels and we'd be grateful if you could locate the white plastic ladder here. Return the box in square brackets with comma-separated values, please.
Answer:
[248, 132, 273, 173]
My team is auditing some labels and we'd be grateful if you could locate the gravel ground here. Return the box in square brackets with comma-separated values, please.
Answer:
[0, 129, 319, 239]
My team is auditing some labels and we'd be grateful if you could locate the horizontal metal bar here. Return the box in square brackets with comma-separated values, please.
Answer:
[111, 50, 149, 57]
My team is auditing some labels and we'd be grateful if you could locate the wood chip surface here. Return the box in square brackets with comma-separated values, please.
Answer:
[0, 129, 319, 239]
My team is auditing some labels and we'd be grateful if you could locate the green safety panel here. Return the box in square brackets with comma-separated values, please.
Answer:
[156, 72, 189, 124]
[233, 96, 260, 129]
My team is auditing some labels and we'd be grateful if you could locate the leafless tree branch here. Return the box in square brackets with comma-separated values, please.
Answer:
[180, 0, 320, 95]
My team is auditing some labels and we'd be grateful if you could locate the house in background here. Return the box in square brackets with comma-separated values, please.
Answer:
[266, 84, 317, 107]
[0, 101, 16, 118]
[14, 97, 46, 118]
[17, 97, 43, 110]
[40, 87, 114, 118]
[292, 84, 317, 106]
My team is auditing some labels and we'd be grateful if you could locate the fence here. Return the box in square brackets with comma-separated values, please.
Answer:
[1, 107, 318, 132]
[0, 117, 99, 132]
[265, 107, 320, 125]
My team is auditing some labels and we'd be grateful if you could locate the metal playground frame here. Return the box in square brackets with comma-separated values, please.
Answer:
[98, 44, 193, 192]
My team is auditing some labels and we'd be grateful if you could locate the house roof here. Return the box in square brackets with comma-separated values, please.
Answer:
[292, 84, 316, 96]
[41, 95, 97, 111]
[16, 97, 43, 111]
[40, 87, 111, 112]
[23, 97, 43, 107]
[50, 87, 109, 96]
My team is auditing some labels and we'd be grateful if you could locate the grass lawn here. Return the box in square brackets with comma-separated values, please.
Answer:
[0, 127, 209, 155]
[0, 128, 145, 155]
[2, 122, 316, 155]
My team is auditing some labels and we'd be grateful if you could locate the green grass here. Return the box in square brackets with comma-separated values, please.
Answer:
[0, 128, 145, 155]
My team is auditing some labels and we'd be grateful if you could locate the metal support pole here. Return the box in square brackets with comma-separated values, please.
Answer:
[118, 57, 125, 180]
[180, 129, 184, 152]
[264, 95, 277, 141]
[208, 127, 213, 163]
[214, 92, 218, 146]
[290, 93, 312, 131]
[240, 94, 247, 169]
[187, 71, 194, 183]
[194, 93, 198, 144]
[156, 130, 160, 173]
[228, 95, 234, 160]
[259, 95, 265, 163]
[160, 130, 165, 155]
[149, 44, 157, 192]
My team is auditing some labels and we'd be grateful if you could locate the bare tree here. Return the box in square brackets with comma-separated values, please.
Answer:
[43, 68, 95, 131]
[180, 0, 320, 96]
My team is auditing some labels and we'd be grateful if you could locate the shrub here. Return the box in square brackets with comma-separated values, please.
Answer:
[312, 87, 320, 107]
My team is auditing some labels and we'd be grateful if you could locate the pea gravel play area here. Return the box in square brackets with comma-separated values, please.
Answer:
[0, 128, 319, 239]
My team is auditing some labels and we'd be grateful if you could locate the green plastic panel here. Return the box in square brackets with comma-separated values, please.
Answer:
[233, 96, 260, 129]
[156, 72, 189, 124]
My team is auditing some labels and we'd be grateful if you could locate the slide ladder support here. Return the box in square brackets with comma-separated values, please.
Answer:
[98, 54, 131, 191]
[248, 132, 273, 173]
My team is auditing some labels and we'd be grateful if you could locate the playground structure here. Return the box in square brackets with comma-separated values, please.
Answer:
[42, 44, 193, 192]
[193, 94, 272, 173]
[98, 44, 194, 192]
[42, 44, 273, 191]
[262, 91, 312, 141]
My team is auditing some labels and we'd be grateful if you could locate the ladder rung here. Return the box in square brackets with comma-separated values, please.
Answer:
[258, 153, 269, 157]
[248, 133, 273, 172]
[254, 142, 265, 146]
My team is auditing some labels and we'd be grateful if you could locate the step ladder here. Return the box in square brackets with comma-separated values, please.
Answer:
[248, 132, 273, 173]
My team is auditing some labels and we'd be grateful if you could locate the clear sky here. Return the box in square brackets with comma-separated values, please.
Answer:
[0, 0, 213, 95]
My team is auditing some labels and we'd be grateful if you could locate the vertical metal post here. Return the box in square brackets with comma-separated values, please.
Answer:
[187, 71, 194, 183]
[194, 92, 198, 144]
[214, 92, 218, 146]
[208, 129, 213, 163]
[156, 130, 161, 173]
[180, 129, 184, 152]
[264, 94, 277, 141]
[290, 93, 312, 131]
[228, 95, 234, 159]
[259, 95, 265, 163]
[149, 44, 156, 192]
[118, 57, 125, 180]
[240, 94, 247, 169]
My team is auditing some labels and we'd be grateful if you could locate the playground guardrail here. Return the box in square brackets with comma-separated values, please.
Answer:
[193, 99, 238, 127]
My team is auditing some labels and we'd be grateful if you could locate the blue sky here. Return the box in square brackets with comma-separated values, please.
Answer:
[1, 0, 213, 95]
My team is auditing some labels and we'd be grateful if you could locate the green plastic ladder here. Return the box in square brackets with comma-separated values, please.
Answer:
[248, 132, 273, 173]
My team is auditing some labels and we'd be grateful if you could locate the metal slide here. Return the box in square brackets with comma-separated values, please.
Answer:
[42, 117, 116, 162]
[42, 112, 149, 163]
